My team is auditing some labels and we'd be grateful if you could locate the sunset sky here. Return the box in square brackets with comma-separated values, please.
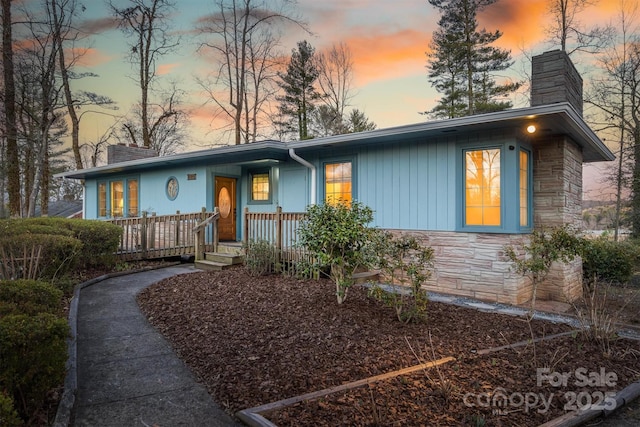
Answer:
[63, 0, 626, 198]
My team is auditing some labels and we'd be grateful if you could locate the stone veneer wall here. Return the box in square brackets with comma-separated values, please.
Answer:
[532, 135, 584, 302]
[383, 135, 585, 305]
[385, 230, 532, 305]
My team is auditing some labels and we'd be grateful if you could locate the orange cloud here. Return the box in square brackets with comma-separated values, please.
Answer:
[157, 63, 180, 75]
[70, 47, 112, 68]
[478, 0, 549, 51]
[341, 28, 432, 87]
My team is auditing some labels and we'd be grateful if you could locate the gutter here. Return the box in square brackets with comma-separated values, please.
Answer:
[288, 148, 316, 205]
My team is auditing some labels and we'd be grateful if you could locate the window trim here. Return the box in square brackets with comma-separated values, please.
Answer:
[322, 158, 355, 206]
[248, 168, 272, 205]
[97, 176, 140, 218]
[457, 141, 532, 234]
[519, 147, 533, 231]
[461, 145, 504, 231]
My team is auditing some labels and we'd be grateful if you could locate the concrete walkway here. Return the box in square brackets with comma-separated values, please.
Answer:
[70, 265, 241, 427]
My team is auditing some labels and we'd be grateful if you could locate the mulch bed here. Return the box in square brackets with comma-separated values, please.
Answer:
[136, 267, 640, 426]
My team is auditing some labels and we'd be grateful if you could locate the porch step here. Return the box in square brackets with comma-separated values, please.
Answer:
[204, 252, 244, 265]
[195, 251, 244, 271]
[194, 259, 234, 271]
[217, 242, 244, 255]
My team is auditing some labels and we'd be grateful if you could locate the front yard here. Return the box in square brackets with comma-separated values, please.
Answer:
[137, 267, 640, 426]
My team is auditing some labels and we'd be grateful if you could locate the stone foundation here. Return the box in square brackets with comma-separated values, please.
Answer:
[384, 229, 583, 305]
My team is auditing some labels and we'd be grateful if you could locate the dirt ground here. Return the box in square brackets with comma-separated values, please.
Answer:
[136, 266, 640, 426]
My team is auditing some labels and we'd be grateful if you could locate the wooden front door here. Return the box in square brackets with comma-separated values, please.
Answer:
[215, 176, 237, 241]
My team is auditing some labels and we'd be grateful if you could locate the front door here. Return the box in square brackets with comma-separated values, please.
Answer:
[215, 176, 237, 241]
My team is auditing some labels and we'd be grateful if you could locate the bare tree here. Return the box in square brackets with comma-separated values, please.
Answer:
[114, 84, 188, 155]
[546, 0, 613, 54]
[197, 0, 307, 145]
[52, 0, 114, 170]
[110, 0, 180, 149]
[2, 0, 20, 216]
[586, 0, 640, 238]
[315, 42, 355, 118]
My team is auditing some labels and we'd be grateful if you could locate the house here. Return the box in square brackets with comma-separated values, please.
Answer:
[56, 50, 614, 305]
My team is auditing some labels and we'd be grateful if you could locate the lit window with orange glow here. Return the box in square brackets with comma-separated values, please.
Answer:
[128, 179, 139, 217]
[251, 173, 270, 201]
[519, 150, 529, 227]
[110, 181, 124, 217]
[465, 149, 501, 226]
[325, 162, 352, 206]
[98, 182, 107, 217]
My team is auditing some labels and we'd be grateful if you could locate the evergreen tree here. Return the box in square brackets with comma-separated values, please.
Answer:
[275, 40, 321, 140]
[426, 0, 519, 118]
[347, 109, 377, 133]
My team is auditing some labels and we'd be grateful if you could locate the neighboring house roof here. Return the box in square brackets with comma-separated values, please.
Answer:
[34, 200, 83, 218]
[55, 103, 614, 181]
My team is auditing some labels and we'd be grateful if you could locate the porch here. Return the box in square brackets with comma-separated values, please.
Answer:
[107, 209, 220, 261]
[107, 207, 308, 266]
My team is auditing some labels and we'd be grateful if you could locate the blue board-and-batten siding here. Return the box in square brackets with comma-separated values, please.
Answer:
[354, 137, 456, 231]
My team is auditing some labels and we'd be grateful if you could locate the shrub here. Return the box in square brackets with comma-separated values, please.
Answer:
[0, 313, 68, 421]
[297, 201, 378, 304]
[244, 239, 277, 276]
[505, 226, 582, 312]
[0, 391, 21, 427]
[64, 219, 122, 269]
[0, 280, 63, 317]
[581, 237, 638, 284]
[0, 218, 122, 270]
[0, 234, 82, 281]
[368, 232, 434, 323]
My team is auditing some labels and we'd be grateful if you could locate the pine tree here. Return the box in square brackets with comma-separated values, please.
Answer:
[275, 40, 321, 140]
[426, 0, 519, 118]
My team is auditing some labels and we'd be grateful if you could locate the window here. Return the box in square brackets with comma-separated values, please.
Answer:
[110, 181, 124, 217]
[128, 179, 139, 217]
[465, 148, 501, 226]
[98, 183, 107, 217]
[250, 171, 270, 202]
[97, 177, 139, 218]
[519, 150, 529, 227]
[325, 161, 352, 206]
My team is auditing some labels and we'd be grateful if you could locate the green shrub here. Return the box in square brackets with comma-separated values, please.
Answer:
[368, 233, 434, 323]
[298, 201, 378, 304]
[0, 391, 21, 427]
[581, 237, 638, 284]
[0, 233, 82, 280]
[66, 219, 121, 269]
[0, 218, 121, 270]
[244, 239, 277, 276]
[0, 313, 68, 420]
[0, 280, 63, 317]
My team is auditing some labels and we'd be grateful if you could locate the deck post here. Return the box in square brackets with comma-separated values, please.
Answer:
[243, 207, 249, 248]
[275, 206, 282, 265]
[195, 208, 205, 261]
[213, 206, 219, 253]
[175, 210, 180, 246]
[141, 212, 148, 259]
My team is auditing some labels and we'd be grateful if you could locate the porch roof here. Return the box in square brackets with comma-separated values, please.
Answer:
[56, 102, 613, 180]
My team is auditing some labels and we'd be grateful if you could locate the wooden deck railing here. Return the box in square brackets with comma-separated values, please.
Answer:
[244, 206, 308, 266]
[106, 208, 219, 261]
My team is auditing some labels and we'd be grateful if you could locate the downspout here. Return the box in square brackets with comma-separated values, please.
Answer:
[288, 148, 316, 205]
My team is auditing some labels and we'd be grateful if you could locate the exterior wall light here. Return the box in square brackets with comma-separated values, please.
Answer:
[527, 125, 537, 134]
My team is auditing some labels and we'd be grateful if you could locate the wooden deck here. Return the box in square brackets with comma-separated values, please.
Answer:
[107, 207, 307, 264]
[107, 210, 219, 261]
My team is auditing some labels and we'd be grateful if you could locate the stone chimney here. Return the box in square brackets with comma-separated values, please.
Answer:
[531, 50, 583, 116]
[107, 144, 159, 164]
